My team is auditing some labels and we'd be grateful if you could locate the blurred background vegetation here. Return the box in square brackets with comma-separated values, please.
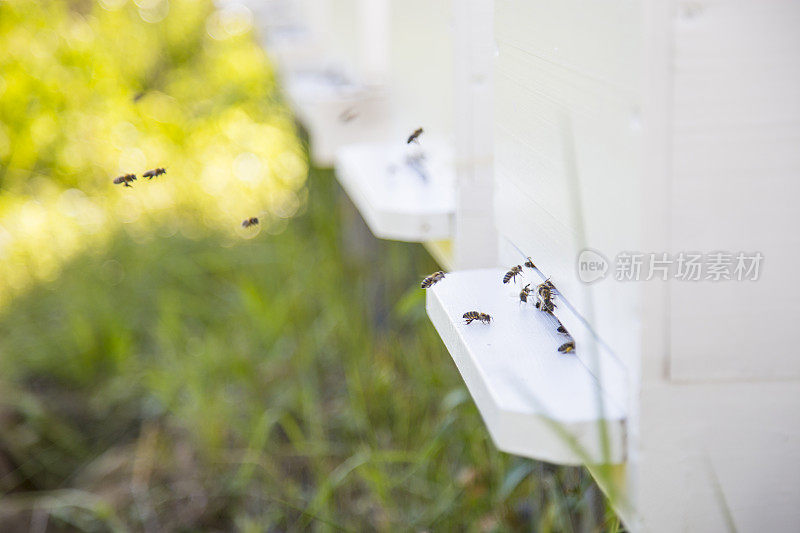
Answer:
[0, 0, 620, 530]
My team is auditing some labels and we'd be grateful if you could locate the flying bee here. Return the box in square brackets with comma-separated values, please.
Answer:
[503, 265, 523, 284]
[421, 271, 446, 289]
[463, 311, 491, 325]
[241, 217, 259, 228]
[524, 257, 536, 269]
[113, 173, 137, 187]
[558, 341, 575, 354]
[519, 283, 532, 303]
[406, 127, 424, 144]
[339, 107, 358, 123]
[142, 167, 166, 179]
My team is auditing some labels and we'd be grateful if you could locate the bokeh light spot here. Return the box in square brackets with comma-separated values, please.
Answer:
[206, 4, 253, 41]
[233, 152, 262, 184]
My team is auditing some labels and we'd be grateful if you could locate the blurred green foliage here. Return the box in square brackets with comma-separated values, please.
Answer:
[0, 0, 306, 307]
[0, 0, 619, 530]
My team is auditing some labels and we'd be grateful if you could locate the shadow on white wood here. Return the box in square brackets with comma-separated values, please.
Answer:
[335, 142, 455, 242]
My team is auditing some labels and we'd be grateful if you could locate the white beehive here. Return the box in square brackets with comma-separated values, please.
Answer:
[334, 0, 497, 269]
[428, 1, 800, 531]
[259, 0, 800, 530]
[254, 1, 496, 268]
[334, 0, 459, 258]
[248, 0, 393, 166]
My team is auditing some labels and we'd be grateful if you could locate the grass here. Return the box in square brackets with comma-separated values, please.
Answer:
[0, 165, 615, 531]
[0, 0, 620, 530]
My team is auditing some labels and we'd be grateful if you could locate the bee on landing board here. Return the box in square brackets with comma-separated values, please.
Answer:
[142, 168, 166, 179]
[463, 311, 491, 325]
[556, 324, 569, 335]
[558, 341, 575, 354]
[421, 271, 446, 289]
[519, 283, 532, 303]
[534, 298, 556, 313]
[540, 278, 557, 294]
[533, 279, 556, 313]
[536, 278, 557, 300]
[536, 285, 553, 303]
[241, 217, 259, 228]
[113, 174, 137, 187]
[406, 128, 424, 144]
[503, 265, 523, 284]
[524, 257, 536, 269]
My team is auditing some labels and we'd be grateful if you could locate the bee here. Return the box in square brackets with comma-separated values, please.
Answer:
[535, 289, 556, 314]
[536, 278, 557, 299]
[142, 168, 166, 179]
[113, 173, 137, 187]
[241, 217, 259, 228]
[536, 285, 553, 303]
[519, 283, 532, 303]
[339, 107, 358, 123]
[503, 265, 523, 284]
[406, 127, 424, 144]
[556, 324, 569, 335]
[524, 257, 536, 269]
[463, 311, 492, 325]
[421, 270, 446, 289]
[541, 278, 557, 294]
[558, 341, 575, 354]
[535, 298, 556, 313]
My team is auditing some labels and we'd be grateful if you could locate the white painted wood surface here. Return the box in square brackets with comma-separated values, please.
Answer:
[632, 381, 800, 532]
[315, 0, 361, 79]
[426, 268, 626, 465]
[668, 0, 800, 382]
[248, 0, 393, 167]
[335, 142, 455, 241]
[237, 0, 304, 34]
[497, 238, 629, 408]
[494, 0, 644, 375]
[385, 0, 455, 146]
[629, 2, 800, 530]
[265, 0, 385, 84]
[357, 0, 390, 85]
[254, 0, 800, 530]
[452, 0, 497, 269]
[283, 72, 390, 166]
[491, 0, 800, 531]
[240, 0, 328, 76]
[324, 0, 497, 267]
